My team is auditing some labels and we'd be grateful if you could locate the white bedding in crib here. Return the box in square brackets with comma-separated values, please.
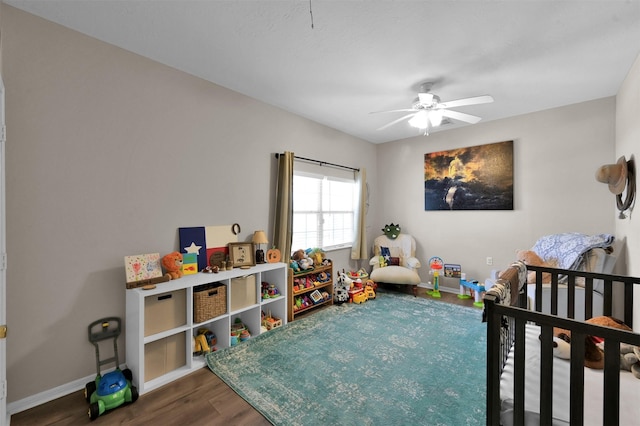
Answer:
[500, 324, 640, 426]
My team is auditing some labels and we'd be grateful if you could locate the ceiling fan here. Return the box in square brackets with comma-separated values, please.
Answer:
[372, 83, 494, 135]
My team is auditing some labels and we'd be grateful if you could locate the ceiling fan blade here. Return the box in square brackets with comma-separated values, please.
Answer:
[438, 95, 494, 109]
[369, 109, 417, 114]
[376, 113, 416, 130]
[441, 109, 482, 124]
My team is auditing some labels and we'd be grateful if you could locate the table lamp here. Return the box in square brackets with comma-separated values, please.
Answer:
[252, 230, 268, 264]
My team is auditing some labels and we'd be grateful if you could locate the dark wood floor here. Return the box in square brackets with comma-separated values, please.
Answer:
[10, 287, 477, 425]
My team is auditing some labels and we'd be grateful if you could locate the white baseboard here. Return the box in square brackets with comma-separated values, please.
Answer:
[7, 372, 94, 417]
[8, 364, 126, 418]
[417, 282, 458, 294]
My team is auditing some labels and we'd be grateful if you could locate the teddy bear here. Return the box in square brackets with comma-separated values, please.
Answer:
[548, 316, 640, 378]
[515, 249, 557, 284]
[162, 251, 184, 280]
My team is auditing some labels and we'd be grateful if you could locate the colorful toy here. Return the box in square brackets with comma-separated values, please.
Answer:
[364, 284, 376, 300]
[334, 271, 352, 304]
[292, 249, 314, 270]
[459, 279, 485, 308]
[382, 223, 402, 240]
[85, 317, 138, 420]
[426, 256, 444, 298]
[289, 259, 300, 273]
[352, 291, 368, 304]
[161, 251, 184, 280]
[262, 311, 283, 330]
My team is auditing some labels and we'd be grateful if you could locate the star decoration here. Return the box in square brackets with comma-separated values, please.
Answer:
[184, 242, 202, 255]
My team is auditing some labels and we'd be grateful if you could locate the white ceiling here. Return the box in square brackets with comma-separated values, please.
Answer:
[6, 0, 640, 144]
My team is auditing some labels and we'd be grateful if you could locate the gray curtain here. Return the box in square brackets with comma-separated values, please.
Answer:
[273, 151, 294, 263]
[351, 168, 368, 260]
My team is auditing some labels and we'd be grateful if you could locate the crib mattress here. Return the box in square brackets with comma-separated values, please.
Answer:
[500, 324, 640, 426]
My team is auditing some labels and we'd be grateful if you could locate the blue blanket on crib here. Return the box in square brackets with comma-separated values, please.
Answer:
[532, 233, 614, 270]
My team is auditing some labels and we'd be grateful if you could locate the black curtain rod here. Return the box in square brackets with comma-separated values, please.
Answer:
[275, 153, 360, 172]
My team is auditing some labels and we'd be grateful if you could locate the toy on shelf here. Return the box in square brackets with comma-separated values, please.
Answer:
[161, 252, 184, 280]
[193, 327, 217, 355]
[261, 281, 280, 299]
[426, 256, 444, 298]
[262, 310, 283, 331]
[231, 318, 250, 344]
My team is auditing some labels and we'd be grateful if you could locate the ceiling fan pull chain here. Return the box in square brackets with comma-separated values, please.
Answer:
[309, 0, 314, 29]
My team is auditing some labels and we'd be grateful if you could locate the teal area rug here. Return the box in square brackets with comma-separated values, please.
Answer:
[206, 291, 486, 425]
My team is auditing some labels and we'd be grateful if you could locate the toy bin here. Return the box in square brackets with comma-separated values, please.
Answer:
[230, 275, 257, 311]
[193, 283, 226, 323]
[144, 332, 186, 382]
[144, 289, 186, 337]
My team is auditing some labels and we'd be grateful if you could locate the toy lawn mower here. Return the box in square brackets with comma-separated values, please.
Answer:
[85, 317, 138, 420]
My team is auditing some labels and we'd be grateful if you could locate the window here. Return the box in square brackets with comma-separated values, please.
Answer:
[292, 168, 357, 251]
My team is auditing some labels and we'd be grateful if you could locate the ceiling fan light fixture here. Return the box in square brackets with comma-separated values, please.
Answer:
[429, 109, 444, 127]
[408, 110, 429, 129]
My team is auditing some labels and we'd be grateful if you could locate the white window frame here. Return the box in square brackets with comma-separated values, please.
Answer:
[292, 166, 357, 252]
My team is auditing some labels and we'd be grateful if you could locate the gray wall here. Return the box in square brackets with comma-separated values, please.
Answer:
[2, 3, 639, 407]
[376, 97, 617, 289]
[615, 54, 640, 329]
[2, 6, 377, 403]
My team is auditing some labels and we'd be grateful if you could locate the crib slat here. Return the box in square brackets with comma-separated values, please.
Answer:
[513, 319, 526, 425]
[485, 296, 502, 426]
[603, 279, 613, 317]
[603, 342, 621, 425]
[539, 325, 554, 423]
[584, 278, 594, 319]
[567, 275, 576, 319]
[570, 331, 585, 425]
[550, 274, 559, 316]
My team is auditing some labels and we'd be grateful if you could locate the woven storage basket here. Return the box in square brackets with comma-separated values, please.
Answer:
[193, 283, 226, 323]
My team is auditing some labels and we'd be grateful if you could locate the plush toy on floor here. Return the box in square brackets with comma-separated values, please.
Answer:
[333, 271, 352, 304]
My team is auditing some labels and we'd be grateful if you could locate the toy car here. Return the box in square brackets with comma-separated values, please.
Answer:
[352, 291, 368, 304]
[364, 285, 376, 300]
[85, 317, 138, 420]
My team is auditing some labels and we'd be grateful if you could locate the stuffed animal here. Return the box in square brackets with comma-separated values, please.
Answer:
[292, 249, 314, 270]
[515, 249, 557, 284]
[162, 251, 183, 280]
[547, 316, 640, 378]
[334, 272, 352, 304]
[382, 223, 401, 240]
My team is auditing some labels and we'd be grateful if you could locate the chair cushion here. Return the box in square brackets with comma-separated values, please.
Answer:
[373, 234, 415, 268]
[370, 265, 420, 285]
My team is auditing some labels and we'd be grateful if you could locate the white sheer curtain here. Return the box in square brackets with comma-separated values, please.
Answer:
[351, 168, 368, 260]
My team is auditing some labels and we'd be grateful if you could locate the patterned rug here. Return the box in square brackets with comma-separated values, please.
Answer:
[206, 291, 487, 425]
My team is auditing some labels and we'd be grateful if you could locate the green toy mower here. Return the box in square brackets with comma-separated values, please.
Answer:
[85, 317, 138, 420]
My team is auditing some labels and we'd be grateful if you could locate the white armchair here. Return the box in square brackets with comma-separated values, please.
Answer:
[369, 234, 421, 296]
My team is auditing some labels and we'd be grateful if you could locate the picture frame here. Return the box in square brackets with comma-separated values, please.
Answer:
[424, 140, 513, 211]
[228, 242, 256, 268]
[309, 289, 323, 304]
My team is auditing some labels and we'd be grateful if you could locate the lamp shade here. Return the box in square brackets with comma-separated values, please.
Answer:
[252, 230, 268, 245]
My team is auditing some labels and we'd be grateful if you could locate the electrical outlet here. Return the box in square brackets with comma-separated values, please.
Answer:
[486, 257, 493, 265]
